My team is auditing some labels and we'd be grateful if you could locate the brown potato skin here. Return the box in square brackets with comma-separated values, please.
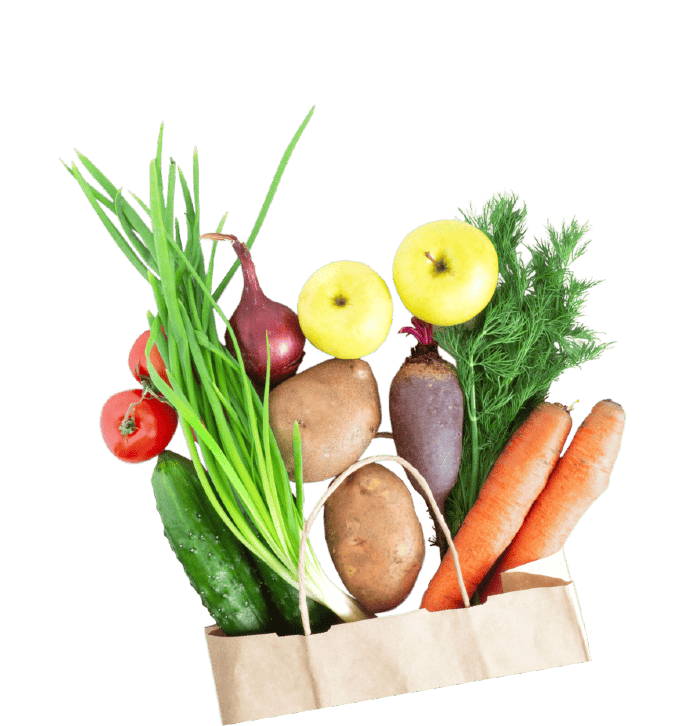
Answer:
[268, 358, 381, 483]
[324, 463, 425, 613]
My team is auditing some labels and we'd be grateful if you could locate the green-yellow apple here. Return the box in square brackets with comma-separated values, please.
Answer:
[393, 220, 498, 326]
[298, 260, 393, 358]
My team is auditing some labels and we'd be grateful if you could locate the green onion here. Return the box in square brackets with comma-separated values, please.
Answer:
[66, 109, 370, 624]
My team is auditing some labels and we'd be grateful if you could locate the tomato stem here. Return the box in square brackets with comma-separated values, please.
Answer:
[118, 385, 174, 440]
[140, 381, 170, 404]
[119, 402, 138, 439]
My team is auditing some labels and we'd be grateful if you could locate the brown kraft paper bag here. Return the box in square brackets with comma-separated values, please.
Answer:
[204, 455, 592, 724]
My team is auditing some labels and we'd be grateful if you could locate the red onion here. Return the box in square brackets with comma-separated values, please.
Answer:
[203, 233, 305, 390]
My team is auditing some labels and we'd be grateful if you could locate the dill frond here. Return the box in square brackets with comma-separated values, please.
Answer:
[436, 193, 612, 536]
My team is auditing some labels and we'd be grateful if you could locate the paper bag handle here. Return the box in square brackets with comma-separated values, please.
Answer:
[297, 454, 470, 636]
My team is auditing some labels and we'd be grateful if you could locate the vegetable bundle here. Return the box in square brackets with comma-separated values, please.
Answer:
[434, 194, 612, 538]
[479, 398, 625, 602]
[67, 111, 622, 638]
[66, 109, 372, 627]
[422, 401, 572, 609]
[422, 398, 625, 610]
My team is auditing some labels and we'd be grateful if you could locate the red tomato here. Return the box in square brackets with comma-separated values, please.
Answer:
[100, 389, 178, 463]
[129, 330, 170, 386]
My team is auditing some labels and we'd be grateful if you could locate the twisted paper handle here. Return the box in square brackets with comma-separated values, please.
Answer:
[297, 454, 470, 636]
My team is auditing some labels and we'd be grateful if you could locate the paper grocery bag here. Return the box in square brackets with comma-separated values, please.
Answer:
[204, 456, 591, 725]
[205, 549, 590, 724]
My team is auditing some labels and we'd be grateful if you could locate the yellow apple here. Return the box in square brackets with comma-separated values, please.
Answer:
[298, 260, 393, 358]
[393, 220, 498, 326]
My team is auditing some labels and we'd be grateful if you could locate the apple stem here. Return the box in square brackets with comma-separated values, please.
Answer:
[425, 251, 448, 273]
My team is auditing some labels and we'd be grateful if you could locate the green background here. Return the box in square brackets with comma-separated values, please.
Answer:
[3, 2, 673, 725]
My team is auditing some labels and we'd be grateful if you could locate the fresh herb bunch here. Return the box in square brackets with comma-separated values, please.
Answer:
[65, 109, 371, 625]
[435, 193, 612, 537]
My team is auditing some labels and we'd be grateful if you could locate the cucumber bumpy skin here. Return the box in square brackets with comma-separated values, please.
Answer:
[151, 451, 272, 636]
[232, 494, 343, 635]
[253, 540, 342, 636]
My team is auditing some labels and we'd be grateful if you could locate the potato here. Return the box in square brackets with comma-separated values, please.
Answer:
[268, 358, 381, 483]
[324, 463, 425, 613]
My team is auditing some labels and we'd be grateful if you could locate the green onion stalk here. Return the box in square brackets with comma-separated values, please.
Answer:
[66, 108, 371, 624]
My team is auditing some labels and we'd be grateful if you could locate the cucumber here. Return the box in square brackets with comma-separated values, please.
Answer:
[151, 450, 272, 636]
[255, 562, 342, 635]
[237, 509, 343, 635]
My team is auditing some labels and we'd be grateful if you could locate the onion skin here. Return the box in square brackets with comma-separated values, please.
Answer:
[222, 236, 306, 389]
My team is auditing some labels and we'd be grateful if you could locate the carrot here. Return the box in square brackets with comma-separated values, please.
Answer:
[420, 401, 572, 611]
[480, 398, 625, 602]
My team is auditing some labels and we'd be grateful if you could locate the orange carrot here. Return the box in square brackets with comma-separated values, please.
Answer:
[480, 398, 625, 601]
[420, 401, 572, 611]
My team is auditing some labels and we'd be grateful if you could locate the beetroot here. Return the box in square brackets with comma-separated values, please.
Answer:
[389, 317, 463, 554]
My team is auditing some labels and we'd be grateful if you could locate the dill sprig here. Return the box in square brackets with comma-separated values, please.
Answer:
[435, 192, 612, 537]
